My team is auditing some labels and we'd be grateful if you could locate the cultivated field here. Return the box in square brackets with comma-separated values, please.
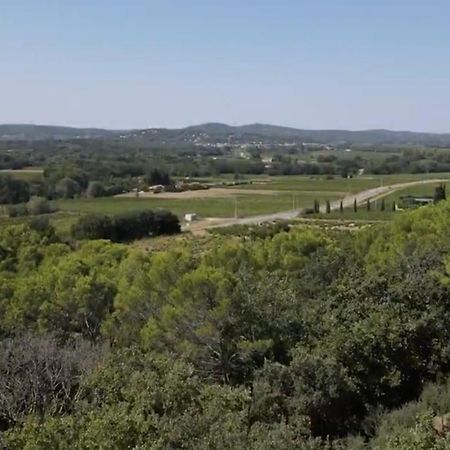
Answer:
[58, 173, 450, 218]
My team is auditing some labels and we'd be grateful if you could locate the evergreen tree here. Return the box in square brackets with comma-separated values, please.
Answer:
[313, 199, 320, 214]
[434, 184, 447, 204]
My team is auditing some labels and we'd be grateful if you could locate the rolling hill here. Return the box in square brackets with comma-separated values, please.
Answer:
[2, 123, 450, 147]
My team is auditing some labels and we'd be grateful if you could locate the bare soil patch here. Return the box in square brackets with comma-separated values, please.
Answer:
[117, 188, 278, 199]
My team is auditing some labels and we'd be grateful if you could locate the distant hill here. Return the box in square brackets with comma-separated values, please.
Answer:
[0, 124, 118, 140]
[2, 122, 450, 147]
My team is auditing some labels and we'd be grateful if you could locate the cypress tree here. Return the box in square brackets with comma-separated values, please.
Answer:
[314, 199, 320, 214]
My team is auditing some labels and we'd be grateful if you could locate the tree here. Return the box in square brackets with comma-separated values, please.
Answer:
[326, 200, 331, 214]
[340, 201, 344, 213]
[314, 200, 320, 214]
[353, 199, 357, 213]
[27, 196, 54, 215]
[434, 184, 447, 204]
[145, 169, 172, 186]
[0, 334, 101, 425]
[381, 198, 386, 211]
[71, 210, 180, 242]
[367, 199, 371, 211]
[55, 177, 81, 199]
[0, 174, 30, 204]
[86, 181, 105, 198]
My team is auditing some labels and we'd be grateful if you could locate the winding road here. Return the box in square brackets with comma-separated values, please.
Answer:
[186, 178, 448, 232]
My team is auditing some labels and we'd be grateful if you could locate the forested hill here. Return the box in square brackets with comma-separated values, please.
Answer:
[3, 122, 450, 146]
[0, 124, 118, 140]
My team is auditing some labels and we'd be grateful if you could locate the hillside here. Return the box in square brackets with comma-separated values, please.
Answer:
[2, 122, 450, 147]
[0, 124, 118, 140]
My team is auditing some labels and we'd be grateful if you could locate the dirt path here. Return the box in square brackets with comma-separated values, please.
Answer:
[186, 178, 448, 233]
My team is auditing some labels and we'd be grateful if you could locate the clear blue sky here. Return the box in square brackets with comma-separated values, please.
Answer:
[2, 0, 450, 131]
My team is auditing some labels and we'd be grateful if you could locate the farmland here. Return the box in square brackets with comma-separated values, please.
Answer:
[57, 173, 450, 220]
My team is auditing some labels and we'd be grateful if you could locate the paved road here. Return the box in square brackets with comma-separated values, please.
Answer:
[185, 178, 448, 232]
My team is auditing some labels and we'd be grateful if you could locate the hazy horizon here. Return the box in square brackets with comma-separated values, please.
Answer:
[3, 121, 450, 135]
[2, 1, 450, 133]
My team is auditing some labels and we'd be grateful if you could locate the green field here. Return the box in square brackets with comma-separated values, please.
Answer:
[57, 191, 339, 219]
[56, 174, 450, 220]
[235, 173, 450, 192]
[1, 174, 449, 238]
[0, 168, 44, 181]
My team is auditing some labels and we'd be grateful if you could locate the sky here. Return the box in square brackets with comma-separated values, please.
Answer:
[1, 0, 450, 132]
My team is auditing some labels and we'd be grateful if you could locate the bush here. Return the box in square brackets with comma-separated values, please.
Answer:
[86, 181, 105, 198]
[7, 203, 28, 217]
[71, 214, 114, 241]
[26, 196, 55, 215]
[7, 197, 57, 217]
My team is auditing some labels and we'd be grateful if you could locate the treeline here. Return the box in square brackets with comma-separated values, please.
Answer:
[71, 209, 180, 242]
[0, 200, 450, 447]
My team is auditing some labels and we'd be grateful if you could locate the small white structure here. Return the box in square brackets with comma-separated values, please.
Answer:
[184, 213, 198, 222]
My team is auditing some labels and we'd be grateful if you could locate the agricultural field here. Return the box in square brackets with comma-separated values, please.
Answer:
[57, 173, 450, 220]
[1, 173, 449, 239]
[0, 168, 44, 181]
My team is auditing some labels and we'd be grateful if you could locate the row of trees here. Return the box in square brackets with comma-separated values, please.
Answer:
[71, 209, 180, 242]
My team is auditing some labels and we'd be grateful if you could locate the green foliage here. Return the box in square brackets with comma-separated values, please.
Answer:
[0, 174, 30, 204]
[55, 177, 81, 199]
[1, 200, 450, 447]
[71, 209, 180, 242]
[8, 196, 57, 217]
[435, 183, 447, 203]
[86, 180, 105, 198]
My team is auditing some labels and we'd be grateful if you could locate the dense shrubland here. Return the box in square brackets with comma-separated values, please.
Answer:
[0, 201, 450, 448]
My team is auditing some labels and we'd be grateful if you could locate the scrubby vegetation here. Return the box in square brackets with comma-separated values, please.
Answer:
[0, 199, 449, 448]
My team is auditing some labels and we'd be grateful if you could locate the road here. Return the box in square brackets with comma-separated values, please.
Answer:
[185, 178, 448, 233]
